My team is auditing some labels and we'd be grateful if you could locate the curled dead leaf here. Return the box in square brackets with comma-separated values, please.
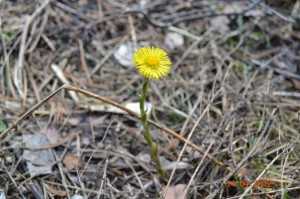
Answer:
[63, 154, 81, 170]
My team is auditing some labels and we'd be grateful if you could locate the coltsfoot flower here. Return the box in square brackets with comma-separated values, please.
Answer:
[133, 46, 171, 79]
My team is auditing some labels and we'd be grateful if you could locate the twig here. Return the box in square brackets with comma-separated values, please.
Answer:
[0, 85, 66, 141]
[0, 85, 229, 171]
[51, 64, 79, 103]
[66, 86, 231, 171]
[27, 8, 49, 53]
[55, 153, 71, 199]
[78, 39, 92, 83]
[0, 18, 17, 97]
[13, 16, 30, 98]
[13, 0, 50, 98]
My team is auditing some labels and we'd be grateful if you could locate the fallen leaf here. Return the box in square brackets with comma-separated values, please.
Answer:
[63, 154, 81, 170]
[164, 184, 186, 199]
[22, 134, 55, 177]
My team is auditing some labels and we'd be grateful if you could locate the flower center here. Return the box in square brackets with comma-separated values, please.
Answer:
[146, 56, 159, 67]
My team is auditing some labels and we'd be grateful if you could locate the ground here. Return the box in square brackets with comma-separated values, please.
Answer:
[0, 0, 300, 198]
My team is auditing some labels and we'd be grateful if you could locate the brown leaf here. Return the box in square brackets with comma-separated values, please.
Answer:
[63, 154, 81, 170]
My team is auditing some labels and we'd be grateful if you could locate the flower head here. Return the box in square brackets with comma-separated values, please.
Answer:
[133, 46, 171, 79]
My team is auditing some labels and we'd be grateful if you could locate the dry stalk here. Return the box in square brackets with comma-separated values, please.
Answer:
[0, 84, 230, 172]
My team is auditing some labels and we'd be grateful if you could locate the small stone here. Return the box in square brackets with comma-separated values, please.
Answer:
[114, 42, 135, 67]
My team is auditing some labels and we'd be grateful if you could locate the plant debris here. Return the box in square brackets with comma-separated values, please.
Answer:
[1, 0, 300, 198]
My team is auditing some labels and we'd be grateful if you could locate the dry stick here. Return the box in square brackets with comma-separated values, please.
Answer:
[0, 85, 66, 141]
[0, 22, 17, 97]
[78, 39, 92, 83]
[51, 64, 79, 103]
[55, 154, 71, 199]
[128, 14, 137, 49]
[27, 66, 41, 101]
[0, 85, 230, 171]
[13, 0, 50, 98]
[27, 7, 49, 53]
[14, 16, 30, 98]
[66, 85, 231, 172]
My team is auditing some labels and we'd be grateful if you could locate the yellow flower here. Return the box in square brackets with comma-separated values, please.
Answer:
[133, 46, 171, 79]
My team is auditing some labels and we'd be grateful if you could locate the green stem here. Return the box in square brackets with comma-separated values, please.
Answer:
[139, 79, 165, 178]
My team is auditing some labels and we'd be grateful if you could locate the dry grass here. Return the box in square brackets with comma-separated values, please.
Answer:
[1, 0, 300, 198]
